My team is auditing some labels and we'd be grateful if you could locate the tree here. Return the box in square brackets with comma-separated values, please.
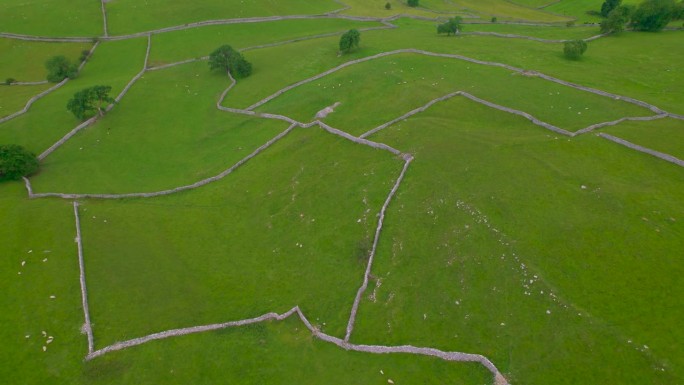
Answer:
[385, 2, 392, 10]
[631, 0, 676, 31]
[601, 0, 622, 17]
[600, 5, 633, 33]
[563, 39, 588, 60]
[45, 55, 77, 83]
[0, 145, 39, 181]
[674, 1, 684, 19]
[339, 29, 361, 53]
[66, 85, 114, 120]
[437, 17, 463, 36]
[208, 45, 253, 78]
[407, 0, 419, 7]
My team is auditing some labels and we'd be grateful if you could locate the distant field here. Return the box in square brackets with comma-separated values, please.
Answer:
[0, 0, 101, 37]
[105, 0, 342, 35]
[149, 18, 385, 66]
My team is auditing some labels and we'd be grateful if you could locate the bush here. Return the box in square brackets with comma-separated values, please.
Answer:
[563, 39, 588, 60]
[339, 29, 361, 53]
[385, 2, 392, 10]
[79, 49, 91, 62]
[208, 45, 253, 78]
[491, 16, 498, 22]
[631, 0, 676, 31]
[437, 17, 463, 36]
[5, 78, 16, 85]
[408, 0, 419, 7]
[0, 145, 39, 181]
[45, 55, 77, 83]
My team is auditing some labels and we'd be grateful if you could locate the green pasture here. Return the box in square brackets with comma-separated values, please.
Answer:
[603, 117, 684, 160]
[256, 52, 651, 134]
[0, 0, 101, 37]
[149, 18, 384, 66]
[105, 0, 341, 36]
[1, 2, 683, 385]
[355, 97, 684, 384]
[78, 127, 401, 346]
[0, 38, 92, 82]
[0, 38, 147, 154]
[0, 84, 51, 119]
[31, 61, 287, 194]
[0, 179, 488, 385]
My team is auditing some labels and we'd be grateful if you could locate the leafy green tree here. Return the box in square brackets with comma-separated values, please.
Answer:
[385, 2, 392, 10]
[66, 85, 115, 120]
[601, 0, 622, 17]
[0, 145, 39, 181]
[601, 5, 633, 33]
[631, 0, 676, 31]
[437, 17, 463, 36]
[672, 0, 684, 18]
[563, 39, 588, 60]
[45, 55, 77, 83]
[339, 29, 361, 53]
[408, 0, 419, 7]
[5, 78, 16, 85]
[208, 45, 253, 78]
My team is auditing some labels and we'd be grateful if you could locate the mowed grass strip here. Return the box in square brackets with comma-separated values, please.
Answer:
[0, 38, 147, 154]
[105, 0, 341, 36]
[0, 38, 92, 82]
[355, 97, 684, 384]
[257, 53, 651, 135]
[80, 127, 402, 347]
[80, 317, 490, 385]
[31, 61, 287, 194]
[603, 117, 684, 161]
[0, 0, 101, 37]
[0, 183, 87, 385]
[149, 18, 385, 66]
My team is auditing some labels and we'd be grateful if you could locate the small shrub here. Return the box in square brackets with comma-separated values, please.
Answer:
[385, 2, 392, 10]
[79, 49, 90, 62]
[491, 16, 498, 22]
[5, 78, 16, 85]
[566, 20, 576, 27]
[563, 39, 588, 60]
[45, 55, 77, 82]
[408, 0, 419, 7]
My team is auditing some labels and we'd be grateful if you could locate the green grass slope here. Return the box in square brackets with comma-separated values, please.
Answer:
[353, 97, 684, 384]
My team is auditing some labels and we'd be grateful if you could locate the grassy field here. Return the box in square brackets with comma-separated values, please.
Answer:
[2, 2, 683, 385]
[0, 0, 101, 37]
[256, 53, 652, 134]
[0, 38, 147, 154]
[0, 84, 51, 119]
[603, 117, 684, 160]
[357, 97, 684, 383]
[149, 18, 385, 66]
[30, 61, 287, 194]
[78, 127, 401, 345]
[0, 38, 92, 82]
[105, 0, 342, 35]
